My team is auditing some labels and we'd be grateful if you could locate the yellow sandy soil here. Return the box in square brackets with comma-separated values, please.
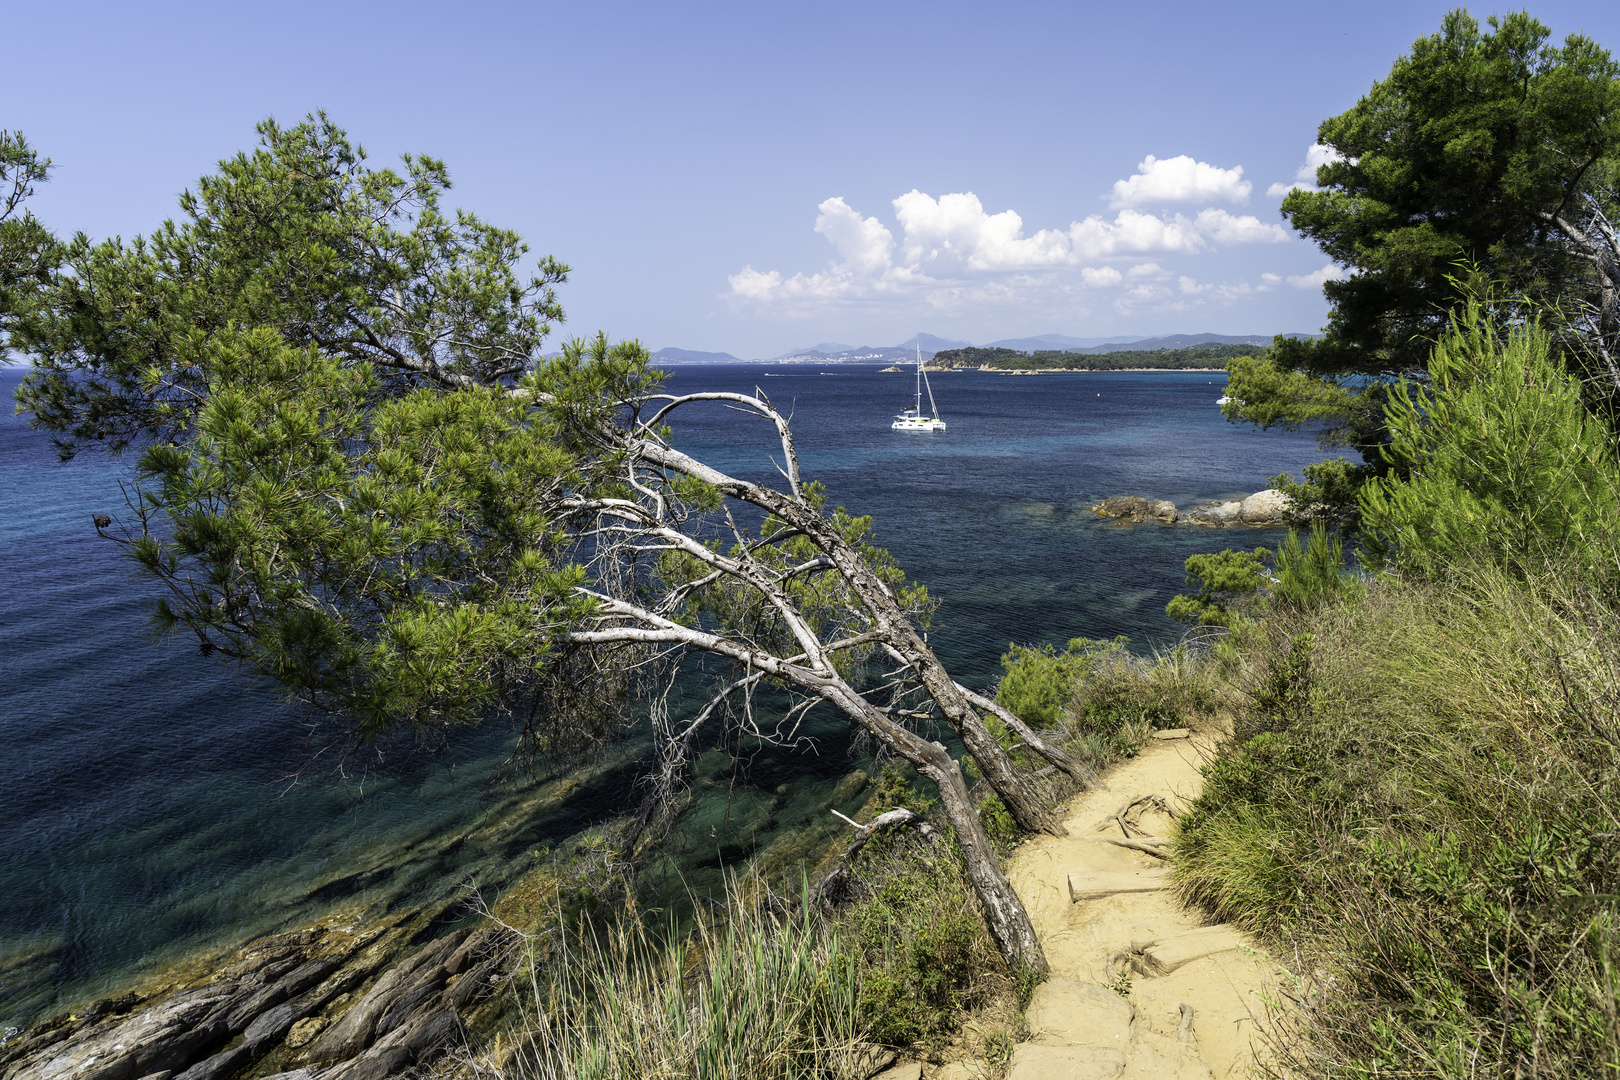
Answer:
[1003, 734, 1281, 1079]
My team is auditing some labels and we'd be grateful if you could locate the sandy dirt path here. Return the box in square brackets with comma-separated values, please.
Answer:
[1002, 733, 1280, 1079]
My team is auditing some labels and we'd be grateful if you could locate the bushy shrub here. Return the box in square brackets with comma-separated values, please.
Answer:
[1359, 301, 1620, 581]
[997, 637, 1215, 743]
[1165, 548, 1272, 627]
[1176, 574, 1620, 1076]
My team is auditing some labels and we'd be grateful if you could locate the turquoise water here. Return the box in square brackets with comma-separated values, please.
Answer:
[0, 364, 1323, 1027]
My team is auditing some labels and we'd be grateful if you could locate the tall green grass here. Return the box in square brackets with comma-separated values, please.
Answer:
[1176, 573, 1620, 1076]
[502, 879, 868, 1080]
[493, 816, 1021, 1080]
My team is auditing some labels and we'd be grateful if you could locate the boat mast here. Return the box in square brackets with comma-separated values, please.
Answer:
[914, 345, 923, 414]
[919, 345, 941, 420]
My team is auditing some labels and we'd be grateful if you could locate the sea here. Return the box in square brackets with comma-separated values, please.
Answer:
[0, 363, 1324, 1029]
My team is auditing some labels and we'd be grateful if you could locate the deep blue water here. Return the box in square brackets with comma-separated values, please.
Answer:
[0, 363, 1322, 1027]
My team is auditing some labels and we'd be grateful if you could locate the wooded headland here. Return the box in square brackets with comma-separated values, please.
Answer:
[929, 343, 1258, 370]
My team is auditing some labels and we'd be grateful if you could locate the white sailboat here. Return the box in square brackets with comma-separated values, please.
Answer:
[892, 345, 947, 432]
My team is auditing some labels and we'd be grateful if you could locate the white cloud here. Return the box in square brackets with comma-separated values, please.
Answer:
[728, 266, 783, 301]
[814, 197, 894, 275]
[1257, 272, 1284, 292]
[1286, 262, 1346, 289]
[892, 190, 1074, 270]
[1069, 209, 1206, 257]
[1177, 275, 1254, 301]
[1267, 143, 1344, 197]
[727, 189, 1300, 312]
[1110, 154, 1252, 207]
[1192, 208, 1289, 244]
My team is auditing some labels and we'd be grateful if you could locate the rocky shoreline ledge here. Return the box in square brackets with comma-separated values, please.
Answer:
[1090, 489, 1291, 526]
[0, 900, 520, 1080]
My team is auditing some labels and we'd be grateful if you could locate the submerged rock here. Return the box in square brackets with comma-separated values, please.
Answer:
[1091, 497, 1178, 523]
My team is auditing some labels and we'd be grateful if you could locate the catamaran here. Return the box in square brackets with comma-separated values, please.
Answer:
[892, 346, 946, 432]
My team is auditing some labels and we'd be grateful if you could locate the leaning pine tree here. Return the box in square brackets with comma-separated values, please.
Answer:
[9, 114, 1099, 975]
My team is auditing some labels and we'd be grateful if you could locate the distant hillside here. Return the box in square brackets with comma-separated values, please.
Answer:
[896, 332, 971, 353]
[780, 341, 856, 357]
[1081, 333, 1276, 354]
[655, 331, 1311, 365]
[652, 347, 745, 365]
[984, 333, 1148, 351]
[930, 342, 1265, 371]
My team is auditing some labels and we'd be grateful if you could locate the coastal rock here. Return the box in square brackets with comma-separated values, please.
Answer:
[1186, 501, 1241, 525]
[1092, 490, 1291, 527]
[0, 922, 515, 1080]
[1238, 489, 1291, 523]
[1092, 496, 1153, 521]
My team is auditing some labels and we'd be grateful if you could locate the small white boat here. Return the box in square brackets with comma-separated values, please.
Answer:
[1216, 395, 1232, 405]
[893, 346, 946, 432]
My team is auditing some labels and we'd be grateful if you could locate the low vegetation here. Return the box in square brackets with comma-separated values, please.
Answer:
[474, 632, 1221, 1079]
[1169, 307, 1620, 1077]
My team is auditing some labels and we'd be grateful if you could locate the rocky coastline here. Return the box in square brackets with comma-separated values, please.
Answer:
[1090, 489, 1292, 526]
[0, 897, 522, 1080]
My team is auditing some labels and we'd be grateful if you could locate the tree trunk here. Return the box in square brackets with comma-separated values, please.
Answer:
[953, 682, 1105, 791]
[881, 637, 1067, 836]
[823, 683, 1048, 975]
[910, 736, 1048, 975]
[942, 692, 1066, 835]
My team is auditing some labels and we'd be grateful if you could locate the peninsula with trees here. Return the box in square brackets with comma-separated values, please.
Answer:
[927, 342, 1260, 370]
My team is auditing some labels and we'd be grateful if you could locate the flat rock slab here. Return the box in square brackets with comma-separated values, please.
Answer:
[1068, 870, 1169, 903]
[1025, 979, 1133, 1049]
[1009, 1043, 1127, 1080]
[871, 1062, 922, 1080]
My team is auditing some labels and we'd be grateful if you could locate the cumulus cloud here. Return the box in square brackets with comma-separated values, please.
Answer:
[1192, 208, 1289, 244]
[892, 191, 1074, 269]
[1110, 155, 1252, 207]
[1069, 209, 1206, 257]
[814, 197, 894, 275]
[727, 188, 1297, 311]
[1267, 143, 1344, 197]
[1257, 272, 1284, 292]
[1286, 262, 1346, 289]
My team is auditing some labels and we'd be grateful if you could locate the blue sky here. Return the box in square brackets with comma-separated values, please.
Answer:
[10, 1, 1620, 357]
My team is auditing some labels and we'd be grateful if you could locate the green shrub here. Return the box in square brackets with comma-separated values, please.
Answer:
[1166, 548, 1272, 627]
[997, 636, 1215, 743]
[976, 794, 1021, 851]
[1176, 573, 1620, 1076]
[1272, 525, 1361, 613]
[840, 828, 1008, 1051]
[1359, 301, 1620, 582]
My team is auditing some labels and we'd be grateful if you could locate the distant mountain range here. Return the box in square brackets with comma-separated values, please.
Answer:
[651, 331, 1311, 365]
